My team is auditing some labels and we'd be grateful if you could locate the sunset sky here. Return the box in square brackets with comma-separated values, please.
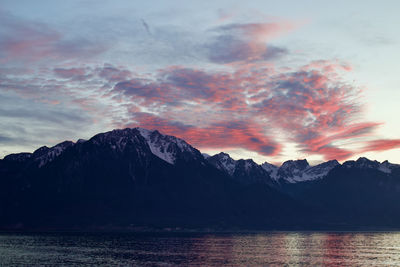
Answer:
[1, 0, 399, 165]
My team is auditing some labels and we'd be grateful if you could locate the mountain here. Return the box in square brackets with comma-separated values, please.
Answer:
[207, 152, 236, 176]
[343, 157, 400, 174]
[296, 158, 400, 227]
[261, 159, 340, 183]
[1, 127, 400, 230]
[207, 154, 340, 186]
[207, 153, 277, 187]
[0, 128, 303, 230]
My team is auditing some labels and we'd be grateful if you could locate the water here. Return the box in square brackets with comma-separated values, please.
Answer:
[1, 232, 400, 266]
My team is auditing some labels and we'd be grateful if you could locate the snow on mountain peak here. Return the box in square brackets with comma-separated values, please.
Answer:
[344, 157, 380, 169]
[342, 158, 400, 174]
[280, 159, 309, 170]
[302, 160, 340, 181]
[235, 159, 259, 173]
[276, 159, 310, 182]
[266, 159, 340, 183]
[209, 154, 340, 184]
[261, 162, 279, 180]
[136, 127, 200, 165]
[82, 127, 201, 165]
[378, 160, 400, 173]
[244, 159, 254, 171]
[137, 127, 151, 139]
[208, 152, 237, 175]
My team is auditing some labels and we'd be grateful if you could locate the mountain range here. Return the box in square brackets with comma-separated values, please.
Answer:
[1, 127, 400, 230]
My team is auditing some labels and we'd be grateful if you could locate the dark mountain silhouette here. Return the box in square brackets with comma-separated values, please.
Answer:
[0, 128, 304, 230]
[1, 127, 400, 230]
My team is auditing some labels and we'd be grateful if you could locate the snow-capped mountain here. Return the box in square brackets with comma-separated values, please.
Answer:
[4, 128, 204, 168]
[2, 127, 400, 230]
[379, 160, 400, 173]
[2, 128, 399, 183]
[210, 152, 400, 184]
[207, 152, 398, 184]
[261, 162, 278, 179]
[137, 128, 203, 164]
[234, 159, 277, 185]
[343, 157, 400, 174]
[266, 157, 397, 183]
[91, 127, 203, 165]
[302, 160, 340, 180]
[261, 160, 339, 183]
[207, 152, 237, 175]
[4, 141, 75, 167]
[270, 159, 340, 183]
[0, 127, 301, 230]
[207, 153, 277, 186]
[276, 159, 310, 182]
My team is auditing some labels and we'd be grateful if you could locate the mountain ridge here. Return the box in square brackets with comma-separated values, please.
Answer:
[2, 127, 400, 230]
[3, 127, 399, 184]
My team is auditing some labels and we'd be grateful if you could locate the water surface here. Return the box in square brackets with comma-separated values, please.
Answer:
[1, 231, 399, 266]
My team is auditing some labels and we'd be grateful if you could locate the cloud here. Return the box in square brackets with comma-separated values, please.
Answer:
[113, 79, 172, 107]
[161, 67, 234, 100]
[215, 22, 295, 41]
[1, 55, 381, 161]
[126, 112, 281, 156]
[112, 66, 246, 111]
[360, 139, 400, 153]
[245, 61, 372, 160]
[0, 106, 88, 125]
[313, 146, 353, 161]
[0, 134, 14, 144]
[300, 123, 381, 159]
[205, 36, 288, 64]
[0, 11, 391, 162]
[0, 89, 102, 157]
[204, 22, 293, 64]
[106, 59, 380, 161]
[0, 10, 106, 64]
[96, 64, 132, 83]
[54, 67, 91, 81]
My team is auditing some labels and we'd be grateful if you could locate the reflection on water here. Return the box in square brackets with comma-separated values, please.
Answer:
[1, 231, 400, 266]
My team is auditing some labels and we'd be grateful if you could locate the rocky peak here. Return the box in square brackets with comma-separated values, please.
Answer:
[277, 159, 310, 181]
[207, 152, 237, 175]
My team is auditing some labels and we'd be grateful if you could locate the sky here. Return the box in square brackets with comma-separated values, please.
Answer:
[0, 0, 399, 165]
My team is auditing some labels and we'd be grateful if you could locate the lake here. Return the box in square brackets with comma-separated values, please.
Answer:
[0, 231, 399, 266]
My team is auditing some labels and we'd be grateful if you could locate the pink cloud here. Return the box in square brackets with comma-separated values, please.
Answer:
[1, 52, 385, 162]
[106, 60, 384, 161]
[3, 11, 391, 162]
[220, 22, 296, 41]
[360, 139, 400, 153]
